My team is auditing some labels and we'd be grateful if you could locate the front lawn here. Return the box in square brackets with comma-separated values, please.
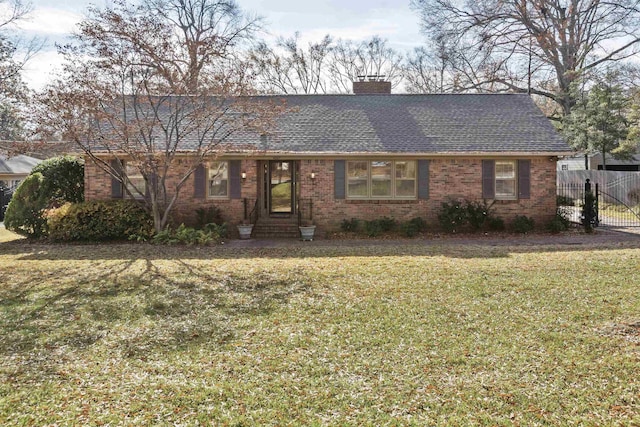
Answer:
[0, 229, 638, 425]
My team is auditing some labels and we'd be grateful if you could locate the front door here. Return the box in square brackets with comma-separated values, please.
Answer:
[269, 160, 295, 214]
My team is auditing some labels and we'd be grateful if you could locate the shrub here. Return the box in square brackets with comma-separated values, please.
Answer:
[513, 215, 535, 234]
[4, 173, 48, 238]
[437, 200, 467, 232]
[4, 156, 84, 238]
[547, 206, 571, 234]
[152, 223, 225, 245]
[195, 206, 224, 229]
[466, 200, 492, 231]
[487, 216, 505, 231]
[47, 200, 154, 242]
[401, 217, 427, 237]
[340, 218, 360, 232]
[31, 156, 84, 206]
[364, 220, 383, 237]
[364, 217, 397, 237]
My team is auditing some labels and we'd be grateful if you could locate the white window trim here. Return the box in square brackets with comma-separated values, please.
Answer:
[346, 160, 417, 200]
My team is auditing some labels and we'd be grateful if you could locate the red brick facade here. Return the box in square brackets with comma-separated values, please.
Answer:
[86, 155, 558, 234]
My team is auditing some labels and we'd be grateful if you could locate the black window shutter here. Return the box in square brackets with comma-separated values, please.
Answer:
[194, 164, 206, 199]
[482, 160, 495, 199]
[417, 159, 429, 200]
[229, 160, 241, 199]
[518, 159, 531, 199]
[111, 159, 123, 199]
[334, 160, 345, 199]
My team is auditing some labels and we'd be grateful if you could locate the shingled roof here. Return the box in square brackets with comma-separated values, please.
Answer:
[226, 93, 570, 155]
[95, 93, 570, 155]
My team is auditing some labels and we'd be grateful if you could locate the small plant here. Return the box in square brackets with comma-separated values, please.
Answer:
[195, 206, 224, 229]
[152, 223, 225, 245]
[513, 215, 535, 234]
[487, 216, 505, 231]
[377, 216, 397, 232]
[401, 217, 427, 237]
[437, 200, 467, 233]
[364, 220, 383, 237]
[340, 218, 360, 232]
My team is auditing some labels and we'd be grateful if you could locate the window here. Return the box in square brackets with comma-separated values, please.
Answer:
[125, 163, 146, 198]
[494, 160, 516, 199]
[208, 161, 228, 198]
[346, 160, 416, 199]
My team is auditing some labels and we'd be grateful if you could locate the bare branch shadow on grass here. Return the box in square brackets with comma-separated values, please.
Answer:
[0, 257, 311, 380]
[2, 233, 640, 262]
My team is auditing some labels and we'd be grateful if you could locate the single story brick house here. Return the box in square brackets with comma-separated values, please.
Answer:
[84, 82, 571, 237]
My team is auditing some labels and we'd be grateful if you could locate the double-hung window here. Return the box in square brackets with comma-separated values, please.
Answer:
[125, 163, 146, 198]
[347, 160, 416, 199]
[208, 161, 229, 198]
[494, 160, 517, 200]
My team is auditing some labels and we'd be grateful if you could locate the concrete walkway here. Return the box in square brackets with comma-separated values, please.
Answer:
[223, 227, 640, 249]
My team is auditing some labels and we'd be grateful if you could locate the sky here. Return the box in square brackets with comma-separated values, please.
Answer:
[11, 0, 425, 90]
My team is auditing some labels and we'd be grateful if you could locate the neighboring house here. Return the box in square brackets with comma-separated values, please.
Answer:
[0, 155, 42, 190]
[84, 82, 572, 236]
[558, 153, 640, 171]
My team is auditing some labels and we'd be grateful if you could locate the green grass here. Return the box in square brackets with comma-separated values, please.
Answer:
[0, 228, 639, 425]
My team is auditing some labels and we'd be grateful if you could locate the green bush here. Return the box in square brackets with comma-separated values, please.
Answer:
[466, 200, 492, 231]
[487, 216, 506, 231]
[437, 200, 467, 232]
[547, 207, 571, 234]
[153, 223, 226, 245]
[195, 206, 224, 229]
[401, 217, 428, 237]
[4, 173, 48, 238]
[364, 220, 383, 237]
[47, 200, 154, 242]
[340, 218, 360, 232]
[3, 156, 84, 238]
[364, 217, 397, 237]
[31, 156, 84, 206]
[513, 215, 535, 234]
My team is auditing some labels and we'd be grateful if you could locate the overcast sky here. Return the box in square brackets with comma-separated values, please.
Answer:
[13, 0, 424, 90]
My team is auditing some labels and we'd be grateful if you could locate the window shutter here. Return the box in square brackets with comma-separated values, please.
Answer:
[417, 159, 429, 200]
[229, 160, 241, 199]
[110, 159, 123, 199]
[518, 159, 531, 199]
[194, 164, 206, 199]
[334, 160, 345, 199]
[482, 160, 495, 199]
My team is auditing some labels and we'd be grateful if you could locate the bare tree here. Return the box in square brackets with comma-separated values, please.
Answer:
[250, 33, 333, 94]
[411, 0, 640, 116]
[328, 36, 404, 93]
[39, 0, 282, 232]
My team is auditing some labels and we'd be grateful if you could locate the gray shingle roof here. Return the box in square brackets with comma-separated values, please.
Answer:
[0, 155, 42, 174]
[236, 93, 569, 154]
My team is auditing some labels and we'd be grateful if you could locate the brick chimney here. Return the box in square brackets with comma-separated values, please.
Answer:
[353, 75, 391, 94]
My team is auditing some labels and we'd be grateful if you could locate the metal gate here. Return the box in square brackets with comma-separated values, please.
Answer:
[557, 171, 640, 228]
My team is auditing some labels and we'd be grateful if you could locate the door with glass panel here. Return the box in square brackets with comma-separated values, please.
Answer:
[269, 161, 294, 214]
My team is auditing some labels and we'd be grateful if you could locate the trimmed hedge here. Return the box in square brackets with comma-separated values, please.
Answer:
[4, 173, 48, 238]
[47, 200, 154, 242]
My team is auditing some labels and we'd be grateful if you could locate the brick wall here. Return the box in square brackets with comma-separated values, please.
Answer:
[86, 155, 558, 233]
